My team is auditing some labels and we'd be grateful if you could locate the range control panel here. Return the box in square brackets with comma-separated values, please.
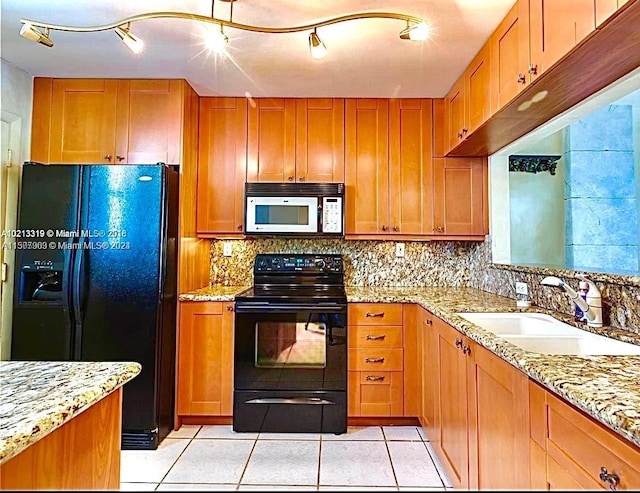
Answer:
[254, 254, 343, 273]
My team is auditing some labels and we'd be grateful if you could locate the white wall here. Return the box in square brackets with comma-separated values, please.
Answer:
[1, 58, 33, 360]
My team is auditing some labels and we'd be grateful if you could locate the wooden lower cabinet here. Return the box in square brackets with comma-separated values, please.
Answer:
[176, 302, 234, 417]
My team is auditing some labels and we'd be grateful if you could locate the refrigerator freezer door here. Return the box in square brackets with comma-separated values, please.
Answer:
[11, 164, 81, 360]
[79, 165, 166, 433]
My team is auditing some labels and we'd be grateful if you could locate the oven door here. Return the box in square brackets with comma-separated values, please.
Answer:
[245, 196, 318, 234]
[234, 302, 347, 392]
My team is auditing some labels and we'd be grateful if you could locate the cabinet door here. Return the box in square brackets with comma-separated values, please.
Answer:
[49, 79, 118, 163]
[197, 97, 248, 235]
[465, 44, 491, 134]
[115, 80, 183, 164]
[345, 99, 389, 235]
[389, 99, 434, 235]
[467, 341, 530, 490]
[595, 0, 619, 25]
[434, 318, 470, 489]
[295, 98, 345, 183]
[421, 310, 439, 442]
[402, 304, 421, 417]
[247, 98, 296, 182]
[445, 79, 465, 152]
[490, 0, 530, 109]
[529, 0, 595, 77]
[177, 302, 234, 416]
[433, 157, 485, 236]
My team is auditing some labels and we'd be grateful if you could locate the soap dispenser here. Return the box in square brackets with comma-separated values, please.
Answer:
[574, 280, 589, 322]
[577, 276, 603, 328]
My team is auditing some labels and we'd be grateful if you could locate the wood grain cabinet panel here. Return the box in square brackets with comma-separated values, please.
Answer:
[345, 99, 389, 235]
[445, 79, 465, 153]
[197, 97, 248, 235]
[177, 302, 234, 416]
[348, 303, 403, 326]
[465, 44, 491, 134]
[420, 309, 439, 442]
[247, 98, 296, 182]
[433, 157, 486, 236]
[295, 98, 345, 183]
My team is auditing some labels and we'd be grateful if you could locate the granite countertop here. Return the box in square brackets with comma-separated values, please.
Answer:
[180, 284, 640, 448]
[0, 361, 141, 464]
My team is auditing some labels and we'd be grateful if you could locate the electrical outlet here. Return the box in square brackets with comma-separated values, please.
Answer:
[223, 242, 233, 257]
[515, 281, 528, 295]
[395, 242, 405, 258]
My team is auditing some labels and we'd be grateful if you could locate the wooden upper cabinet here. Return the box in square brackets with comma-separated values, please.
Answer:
[197, 97, 248, 235]
[115, 79, 183, 164]
[490, 0, 530, 111]
[389, 99, 434, 235]
[48, 79, 118, 164]
[445, 78, 465, 153]
[247, 98, 296, 182]
[529, 0, 596, 79]
[596, 0, 630, 26]
[433, 157, 486, 236]
[432, 99, 446, 158]
[345, 99, 389, 235]
[295, 98, 345, 183]
[177, 302, 234, 416]
[465, 44, 491, 134]
[32, 78, 189, 165]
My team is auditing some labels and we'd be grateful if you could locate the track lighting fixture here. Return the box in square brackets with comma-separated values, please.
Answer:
[308, 29, 327, 60]
[114, 24, 144, 54]
[19, 23, 53, 47]
[399, 21, 430, 41]
[18, 3, 429, 59]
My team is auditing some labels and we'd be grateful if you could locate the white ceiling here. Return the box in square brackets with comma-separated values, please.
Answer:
[0, 0, 516, 98]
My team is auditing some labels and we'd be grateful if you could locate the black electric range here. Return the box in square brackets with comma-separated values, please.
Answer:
[233, 254, 347, 434]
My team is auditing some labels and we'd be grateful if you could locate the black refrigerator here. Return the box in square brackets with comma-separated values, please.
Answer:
[11, 163, 179, 450]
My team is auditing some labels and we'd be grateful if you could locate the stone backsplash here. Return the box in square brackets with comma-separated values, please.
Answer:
[207, 237, 640, 335]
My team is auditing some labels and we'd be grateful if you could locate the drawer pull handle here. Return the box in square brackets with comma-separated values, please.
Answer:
[463, 344, 471, 355]
[599, 467, 620, 490]
[425, 319, 433, 325]
[365, 357, 385, 364]
[366, 312, 385, 318]
[365, 375, 386, 381]
[455, 338, 463, 348]
[366, 334, 386, 341]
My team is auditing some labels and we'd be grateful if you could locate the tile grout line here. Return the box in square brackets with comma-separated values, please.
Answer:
[155, 425, 203, 490]
[317, 435, 322, 490]
[381, 427, 400, 491]
[235, 434, 260, 489]
[420, 440, 447, 488]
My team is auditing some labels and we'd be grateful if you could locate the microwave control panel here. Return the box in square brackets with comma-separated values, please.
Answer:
[322, 197, 343, 233]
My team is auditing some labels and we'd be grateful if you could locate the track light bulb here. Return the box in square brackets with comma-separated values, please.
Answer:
[205, 26, 229, 53]
[114, 25, 144, 54]
[399, 21, 429, 41]
[308, 30, 327, 60]
[19, 23, 54, 47]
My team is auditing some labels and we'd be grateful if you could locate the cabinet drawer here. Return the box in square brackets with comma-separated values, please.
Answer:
[348, 326, 403, 348]
[546, 393, 640, 490]
[349, 370, 403, 417]
[348, 303, 403, 325]
[349, 348, 403, 371]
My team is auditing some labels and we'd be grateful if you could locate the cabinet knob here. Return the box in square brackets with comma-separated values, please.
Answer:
[382, 225, 387, 232]
[104, 154, 112, 161]
[457, 132, 463, 139]
[462, 128, 468, 135]
[455, 338, 463, 348]
[226, 304, 234, 312]
[436, 226, 444, 233]
[463, 344, 471, 355]
[528, 63, 538, 75]
[287, 175, 294, 181]
[116, 155, 125, 162]
[298, 176, 305, 182]
[237, 224, 243, 231]
[426, 319, 433, 325]
[599, 467, 620, 490]
[393, 226, 399, 232]
[517, 73, 527, 84]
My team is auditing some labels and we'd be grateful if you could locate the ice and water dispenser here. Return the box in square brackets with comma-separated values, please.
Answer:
[19, 260, 63, 303]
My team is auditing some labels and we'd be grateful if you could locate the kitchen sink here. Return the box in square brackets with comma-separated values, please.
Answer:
[456, 312, 640, 356]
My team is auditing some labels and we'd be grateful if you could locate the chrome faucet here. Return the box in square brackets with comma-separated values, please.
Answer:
[540, 276, 603, 328]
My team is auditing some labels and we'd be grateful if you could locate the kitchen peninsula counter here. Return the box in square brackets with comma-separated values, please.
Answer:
[0, 360, 141, 489]
[179, 284, 640, 448]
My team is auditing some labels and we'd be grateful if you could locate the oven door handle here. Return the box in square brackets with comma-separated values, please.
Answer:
[244, 397, 336, 405]
[235, 303, 346, 313]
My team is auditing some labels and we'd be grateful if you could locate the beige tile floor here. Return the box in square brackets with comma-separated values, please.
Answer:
[120, 425, 452, 491]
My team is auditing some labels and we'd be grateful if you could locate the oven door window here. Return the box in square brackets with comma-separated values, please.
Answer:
[255, 321, 326, 368]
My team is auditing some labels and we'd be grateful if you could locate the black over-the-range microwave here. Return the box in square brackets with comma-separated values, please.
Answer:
[244, 182, 345, 238]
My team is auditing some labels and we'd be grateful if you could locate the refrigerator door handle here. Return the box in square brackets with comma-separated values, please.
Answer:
[72, 236, 87, 359]
[62, 237, 76, 340]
